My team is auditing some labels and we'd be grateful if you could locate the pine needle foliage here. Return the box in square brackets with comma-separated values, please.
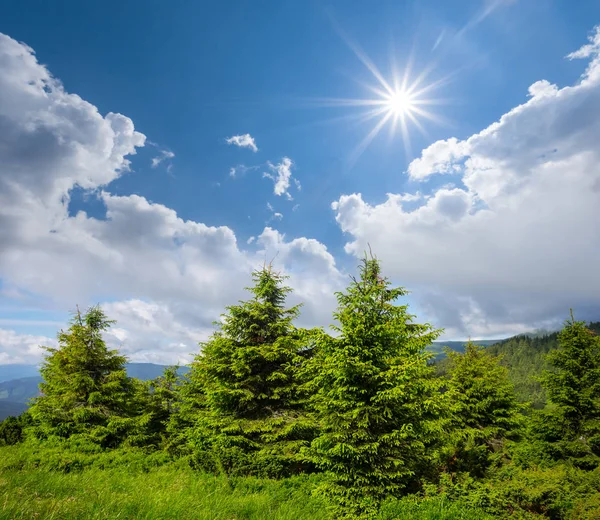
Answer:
[305, 255, 444, 519]
[28, 306, 135, 448]
[536, 312, 600, 469]
[127, 366, 181, 449]
[441, 342, 524, 477]
[182, 265, 317, 477]
[166, 367, 207, 457]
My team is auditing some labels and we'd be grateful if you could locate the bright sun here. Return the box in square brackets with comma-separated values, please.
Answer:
[385, 89, 415, 116]
[311, 32, 449, 164]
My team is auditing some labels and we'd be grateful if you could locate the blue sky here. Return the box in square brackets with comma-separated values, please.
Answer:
[1, 0, 600, 364]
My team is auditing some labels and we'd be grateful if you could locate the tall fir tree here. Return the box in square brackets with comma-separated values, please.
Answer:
[305, 255, 444, 519]
[180, 265, 316, 477]
[441, 342, 523, 477]
[28, 306, 135, 448]
[534, 312, 600, 469]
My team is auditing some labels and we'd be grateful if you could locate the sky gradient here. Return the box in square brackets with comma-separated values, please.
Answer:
[1, 0, 600, 365]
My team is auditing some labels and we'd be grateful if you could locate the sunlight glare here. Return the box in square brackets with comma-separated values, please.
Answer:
[385, 89, 414, 116]
[311, 22, 452, 166]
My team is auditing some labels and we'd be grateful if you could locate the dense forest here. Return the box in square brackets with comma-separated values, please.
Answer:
[1, 256, 599, 519]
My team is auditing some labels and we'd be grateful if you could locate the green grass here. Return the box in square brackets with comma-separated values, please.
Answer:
[0, 446, 495, 519]
[0, 466, 328, 520]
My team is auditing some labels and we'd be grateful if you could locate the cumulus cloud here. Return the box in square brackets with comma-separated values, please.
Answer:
[398, 192, 424, 202]
[263, 157, 299, 199]
[407, 138, 469, 179]
[333, 25, 600, 338]
[567, 25, 600, 60]
[101, 300, 210, 365]
[0, 33, 344, 364]
[226, 133, 258, 152]
[256, 228, 345, 328]
[0, 329, 55, 364]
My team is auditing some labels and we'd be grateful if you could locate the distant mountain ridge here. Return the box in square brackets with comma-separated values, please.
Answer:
[429, 339, 503, 358]
[0, 363, 189, 421]
[0, 344, 506, 421]
[3, 325, 596, 421]
[0, 364, 40, 384]
[0, 362, 188, 384]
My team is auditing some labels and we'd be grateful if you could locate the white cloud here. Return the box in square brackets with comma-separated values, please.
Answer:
[333, 25, 600, 338]
[247, 236, 255, 244]
[256, 228, 345, 329]
[567, 25, 600, 60]
[226, 133, 258, 152]
[398, 192, 424, 202]
[102, 300, 209, 365]
[266, 202, 283, 223]
[0, 33, 343, 364]
[229, 164, 259, 178]
[151, 149, 175, 168]
[407, 138, 469, 179]
[263, 157, 299, 199]
[0, 329, 55, 365]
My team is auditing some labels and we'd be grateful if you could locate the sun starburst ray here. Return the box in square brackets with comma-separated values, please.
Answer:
[405, 110, 429, 139]
[398, 112, 412, 157]
[409, 105, 446, 124]
[301, 97, 391, 108]
[348, 110, 394, 166]
[307, 24, 454, 163]
[283, 106, 395, 133]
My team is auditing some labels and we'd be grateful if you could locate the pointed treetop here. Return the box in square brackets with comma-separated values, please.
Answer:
[72, 304, 115, 333]
[246, 263, 294, 307]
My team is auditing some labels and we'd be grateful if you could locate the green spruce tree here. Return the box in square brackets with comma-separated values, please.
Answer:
[306, 255, 443, 519]
[28, 306, 135, 448]
[127, 366, 181, 449]
[181, 265, 316, 477]
[535, 312, 600, 469]
[166, 366, 207, 457]
[441, 342, 523, 477]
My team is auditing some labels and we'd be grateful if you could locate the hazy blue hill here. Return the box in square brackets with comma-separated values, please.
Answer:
[0, 400, 28, 420]
[0, 364, 40, 383]
[429, 339, 503, 359]
[0, 363, 190, 420]
[125, 362, 189, 380]
[0, 376, 41, 403]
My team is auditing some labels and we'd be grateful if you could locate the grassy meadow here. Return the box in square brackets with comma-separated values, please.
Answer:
[0, 445, 493, 520]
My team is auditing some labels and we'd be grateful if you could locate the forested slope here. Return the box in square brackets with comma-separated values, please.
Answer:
[486, 322, 600, 408]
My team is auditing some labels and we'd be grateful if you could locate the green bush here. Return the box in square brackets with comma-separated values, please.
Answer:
[0, 414, 28, 445]
[428, 464, 600, 519]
